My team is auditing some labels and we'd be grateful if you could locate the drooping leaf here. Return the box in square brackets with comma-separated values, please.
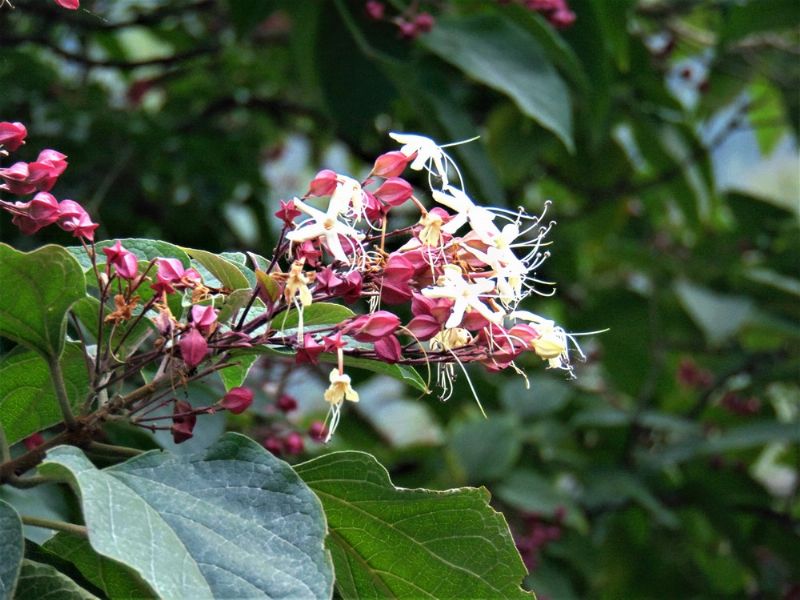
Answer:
[182, 247, 253, 290]
[39, 433, 333, 599]
[0, 343, 89, 445]
[0, 499, 24, 599]
[422, 14, 573, 151]
[675, 280, 754, 346]
[43, 533, 154, 600]
[296, 451, 531, 599]
[353, 376, 444, 447]
[12, 560, 99, 600]
[448, 414, 522, 483]
[0, 244, 86, 359]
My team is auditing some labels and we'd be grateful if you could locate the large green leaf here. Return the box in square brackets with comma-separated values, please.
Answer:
[276, 302, 355, 331]
[296, 451, 531, 599]
[183, 247, 253, 291]
[71, 297, 153, 360]
[0, 244, 86, 359]
[43, 533, 154, 600]
[0, 343, 89, 445]
[39, 433, 333, 599]
[422, 14, 573, 151]
[0, 499, 24, 600]
[12, 560, 98, 600]
[66, 239, 191, 272]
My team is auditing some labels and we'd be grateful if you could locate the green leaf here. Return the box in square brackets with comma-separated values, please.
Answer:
[720, 0, 800, 45]
[494, 470, 586, 532]
[276, 302, 355, 330]
[674, 280, 755, 346]
[643, 421, 800, 467]
[0, 343, 89, 445]
[448, 415, 522, 483]
[0, 499, 24, 599]
[182, 247, 252, 291]
[0, 244, 86, 359]
[39, 433, 333, 599]
[422, 14, 573, 151]
[12, 560, 99, 600]
[0, 482, 80, 546]
[218, 353, 257, 391]
[43, 533, 154, 600]
[66, 238, 191, 272]
[71, 297, 153, 360]
[338, 355, 428, 394]
[296, 451, 531, 599]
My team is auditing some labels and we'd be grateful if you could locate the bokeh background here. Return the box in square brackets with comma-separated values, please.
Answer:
[2, 1, 799, 597]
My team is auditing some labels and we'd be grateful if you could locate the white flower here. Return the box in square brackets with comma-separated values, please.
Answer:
[432, 185, 498, 242]
[422, 264, 505, 328]
[390, 132, 452, 186]
[322, 368, 359, 441]
[329, 174, 365, 220]
[509, 310, 572, 371]
[286, 197, 364, 263]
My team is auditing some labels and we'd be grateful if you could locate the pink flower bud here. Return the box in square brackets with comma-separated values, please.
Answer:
[413, 12, 435, 32]
[179, 327, 208, 369]
[406, 314, 441, 341]
[190, 305, 218, 334]
[374, 177, 413, 206]
[171, 400, 196, 444]
[103, 241, 139, 280]
[221, 387, 253, 414]
[397, 19, 418, 39]
[365, 1, 385, 20]
[263, 436, 283, 455]
[296, 239, 322, 267]
[307, 169, 338, 197]
[322, 331, 346, 353]
[23, 432, 45, 451]
[308, 421, 328, 442]
[275, 198, 301, 225]
[0, 122, 27, 152]
[374, 335, 402, 363]
[0, 163, 36, 195]
[296, 333, 324, 365]
[283, 432, 305, 455]
[364, 191, 388, 223]
[56, 200, 98, 241]
[152, 258, 201, 294]
[344, 311, 401, 342]
[372, 150, 410, 178]
[277, 394, 298, 412]
[6, 192, 61, 235]
[54, 0, 80, 8]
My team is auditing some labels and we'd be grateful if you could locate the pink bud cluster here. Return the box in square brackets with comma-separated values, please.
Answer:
[497, 0, 576, 28]
[364, 1, 435, 40]
[0, 121, 98, 240]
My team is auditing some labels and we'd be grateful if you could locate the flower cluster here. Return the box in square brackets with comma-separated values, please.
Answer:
[497, 0, 576, 29]
[266, 131, 585, 437]
[2, 122, 587, 444]
[0, 122, 98, 240]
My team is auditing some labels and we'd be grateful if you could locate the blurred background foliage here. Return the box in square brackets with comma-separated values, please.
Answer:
[1, 0, 799, 597]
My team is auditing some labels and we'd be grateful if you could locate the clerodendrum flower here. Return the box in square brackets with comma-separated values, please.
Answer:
[286, 197, 364, 264]
[323, 368, 359, 441]
[422, 264, 505, 329]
